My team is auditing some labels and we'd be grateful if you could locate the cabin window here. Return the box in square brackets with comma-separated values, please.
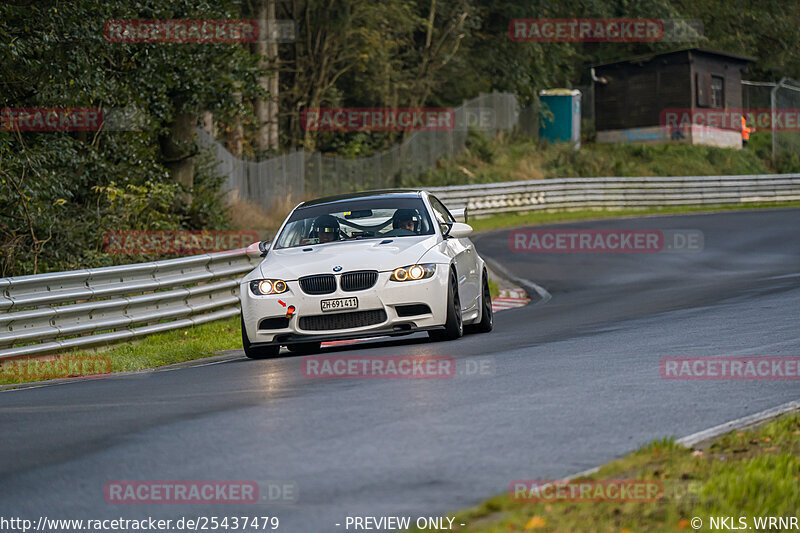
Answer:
[710, 75, 724, 108]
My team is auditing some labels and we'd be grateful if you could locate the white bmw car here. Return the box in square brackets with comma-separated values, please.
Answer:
[240, 190, 493, 358]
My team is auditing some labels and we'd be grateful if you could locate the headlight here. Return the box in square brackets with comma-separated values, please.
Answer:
[250, 279, 289, 295]
[390, 264, 436, 282]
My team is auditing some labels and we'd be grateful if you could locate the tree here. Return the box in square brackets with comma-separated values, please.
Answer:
[0, 0, 263, 274]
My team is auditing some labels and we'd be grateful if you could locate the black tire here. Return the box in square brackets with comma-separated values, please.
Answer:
[241, 315, 281, 359]
[428, 268, 463, 342]
[287, 342, 322, 355]
[466, 270, 493, 334]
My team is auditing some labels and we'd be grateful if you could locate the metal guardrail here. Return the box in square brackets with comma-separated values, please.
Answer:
[430, 174, 800, 216]
[0, 249, 258, 360]
[2, 174, 799, 360]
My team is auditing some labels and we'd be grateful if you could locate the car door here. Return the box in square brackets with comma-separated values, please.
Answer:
[429, 195, 480, 311]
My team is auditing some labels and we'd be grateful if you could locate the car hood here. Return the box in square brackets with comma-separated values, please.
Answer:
[256, 235, 440, 279]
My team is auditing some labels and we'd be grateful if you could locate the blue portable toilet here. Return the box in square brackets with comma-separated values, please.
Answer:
[538, 89, 581, 149]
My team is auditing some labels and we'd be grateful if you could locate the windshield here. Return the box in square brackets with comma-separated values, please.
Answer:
[275, 197, 434, 249]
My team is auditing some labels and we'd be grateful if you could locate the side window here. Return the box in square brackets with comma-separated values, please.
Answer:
[429, 196, 455, 225]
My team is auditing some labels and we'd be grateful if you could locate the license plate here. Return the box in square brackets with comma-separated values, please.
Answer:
[320, 297, 358, 312]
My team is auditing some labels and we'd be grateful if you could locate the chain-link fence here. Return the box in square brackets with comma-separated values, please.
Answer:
[772, 79, 800, 167]
[741, 80, 774, 109]
[197, 92, 533, 211]
[198, 129, 307, 208]
[742, 78, 800, 166]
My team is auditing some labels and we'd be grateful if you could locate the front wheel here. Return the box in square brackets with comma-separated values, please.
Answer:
[428, 269, 463, 342]
[466, 270, 493, 334]
[241, 315, 281, 359]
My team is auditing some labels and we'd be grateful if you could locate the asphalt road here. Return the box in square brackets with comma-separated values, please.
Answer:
[1, 208, 799, 532]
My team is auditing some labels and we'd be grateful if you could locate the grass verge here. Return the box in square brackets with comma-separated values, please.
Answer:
[0, 315, 242, 386]
[408, 411, 800, 533]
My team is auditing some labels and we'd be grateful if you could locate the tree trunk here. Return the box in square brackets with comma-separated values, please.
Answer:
[160, 111, 197, 204]
[253, 0, 279, 155]
[224, 91, 244, 156]
[201, 111, 216, 137]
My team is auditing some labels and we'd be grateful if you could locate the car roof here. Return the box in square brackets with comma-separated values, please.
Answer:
[297, 189, 425, 209]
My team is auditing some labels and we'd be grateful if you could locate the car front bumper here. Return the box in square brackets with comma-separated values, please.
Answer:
[241, 268, 449, 345]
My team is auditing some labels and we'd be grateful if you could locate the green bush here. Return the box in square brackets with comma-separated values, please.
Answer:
[464, 129, 496, 164]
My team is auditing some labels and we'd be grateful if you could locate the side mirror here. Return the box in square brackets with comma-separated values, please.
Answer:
[450, 207, 469, 223]
[258, 240, 270, 257]
[443, 222, 473, 239]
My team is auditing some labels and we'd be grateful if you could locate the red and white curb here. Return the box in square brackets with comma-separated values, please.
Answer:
[492, 289, 530, 312]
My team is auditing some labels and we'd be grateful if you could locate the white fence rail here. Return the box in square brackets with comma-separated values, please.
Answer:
[2, 174, 799, 360]
[430, 174, 800, 216]
[0, 249, 258, 360]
